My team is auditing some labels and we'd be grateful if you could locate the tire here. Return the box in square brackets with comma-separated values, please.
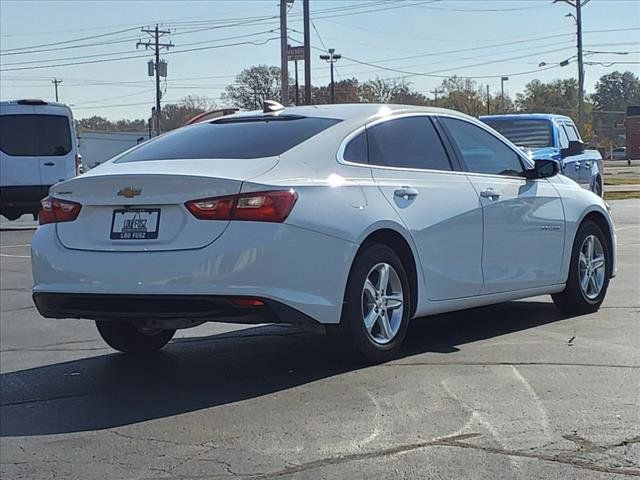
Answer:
[593, 178, 602, 197]
[96, 321, 175, 353]
[1, 210, 21, 221]
[336, 243, 411, 363]
[552, 220, 610, 315]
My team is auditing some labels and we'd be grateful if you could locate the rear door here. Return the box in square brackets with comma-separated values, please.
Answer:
[440, 116, 565, 294]
[0, 110, 42, 187]
[365, 115, 484, 300]
[36, 106, 76, 186]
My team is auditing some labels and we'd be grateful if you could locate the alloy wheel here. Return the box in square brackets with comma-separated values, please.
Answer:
[361, 262, 404, 345]
[578, 234, 606, 300]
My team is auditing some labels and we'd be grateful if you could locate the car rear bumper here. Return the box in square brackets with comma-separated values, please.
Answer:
[0, 185, 50, 212]
[33, 292, 319, 327]
[31, 222, 359, 325]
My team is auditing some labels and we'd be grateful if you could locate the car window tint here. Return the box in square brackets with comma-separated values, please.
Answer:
[0, 114, 71, 157]
[367, 116, 451, 170]
[441, 117, 524, 177]
[117, 115, 341, 162]
[564, 123, 580, 141]
[343, 130, 367, 163]
[556, 122, 569, 148]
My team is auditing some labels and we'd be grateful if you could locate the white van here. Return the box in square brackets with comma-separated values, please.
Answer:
[0, 99, 81, 220]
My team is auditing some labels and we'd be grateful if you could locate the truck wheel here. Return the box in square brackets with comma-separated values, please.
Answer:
[593, 179, 602, 197]
[96, 321, 175, 353]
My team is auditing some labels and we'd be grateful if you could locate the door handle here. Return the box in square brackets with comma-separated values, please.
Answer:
[394, 187, 419, 199]
[480, 188, 501, 200]
[43, 162, 55, 166]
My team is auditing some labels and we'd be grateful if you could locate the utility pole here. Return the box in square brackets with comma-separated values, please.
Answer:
[501, 76, 509, 112]
[554, 0, 589, 132]
[280, 1, 289, 105]
[320, 48, 341, 104]
[486, 85, 491, 115]
[576, 0, 585, 132]
[303, 0, 311, 105]
[51, 78, 62, 102]
[294, 60, 300, 105]
[137, 25, 173, 135]
[430, 88, 443, 104]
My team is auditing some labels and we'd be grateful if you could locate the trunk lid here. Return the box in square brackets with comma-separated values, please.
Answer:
[52, 157, 277, 251]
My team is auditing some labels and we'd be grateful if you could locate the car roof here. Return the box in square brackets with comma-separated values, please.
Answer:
[480, 113, 573, 122]
[224, 103, 475, 123]
[0, 100, 74, 117]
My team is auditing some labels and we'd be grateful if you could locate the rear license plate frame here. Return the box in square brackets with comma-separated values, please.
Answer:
[110, 208, 161, 240]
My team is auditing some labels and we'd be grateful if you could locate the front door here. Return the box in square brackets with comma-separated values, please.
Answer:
[440, 116, 565, 294]
[365, 115, 484, 300]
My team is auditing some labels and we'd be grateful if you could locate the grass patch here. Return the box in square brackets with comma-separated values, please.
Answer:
[604, 177, 640, 185]
[604, 191, 640, 200]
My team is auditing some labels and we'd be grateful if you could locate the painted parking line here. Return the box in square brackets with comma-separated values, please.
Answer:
[0, 253, 30, 258]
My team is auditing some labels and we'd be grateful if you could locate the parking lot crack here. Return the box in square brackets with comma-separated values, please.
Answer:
[246, 433, 640, 478]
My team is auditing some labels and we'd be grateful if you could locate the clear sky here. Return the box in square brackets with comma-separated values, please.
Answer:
[1, 0, 638, 120]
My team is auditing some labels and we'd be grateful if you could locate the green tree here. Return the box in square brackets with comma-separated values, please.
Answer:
[435, 76, 486, 116]
[222, 65, 285, 109]
[312, 78, 362, 104]
[76, 116, 147, 133]
[592, 71, 640, 111]
[515, 78, 580, 116]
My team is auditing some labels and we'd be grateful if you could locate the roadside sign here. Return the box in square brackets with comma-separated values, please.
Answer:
[287, 45, 305, 62]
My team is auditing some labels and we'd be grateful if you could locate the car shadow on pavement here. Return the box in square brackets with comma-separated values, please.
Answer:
[1, 300, 567, 437]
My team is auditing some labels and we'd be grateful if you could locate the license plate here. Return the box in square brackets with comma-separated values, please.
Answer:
[110, 208, 160, 240]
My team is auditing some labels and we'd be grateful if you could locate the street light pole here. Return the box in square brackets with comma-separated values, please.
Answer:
[320, 48, 341, 104]
[501, 76, 509, 112]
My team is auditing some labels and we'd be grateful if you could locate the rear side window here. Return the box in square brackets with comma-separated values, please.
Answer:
[0, 114, 71, 156]
[367, 116, 451, 170]
[481, 118, 553, 149]
[342, 130, 367, 163]
[117, 115, 341, 162]
[441, 117, 524, 177]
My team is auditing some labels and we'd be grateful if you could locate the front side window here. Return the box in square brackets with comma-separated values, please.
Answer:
[117, 115, 341, 162]
[0, 114, 71, 157]
[563, 122, 581, 142]
[556, 122, 570, 149]
[366, 116, 451, 170]
[441, 117, 524, 177]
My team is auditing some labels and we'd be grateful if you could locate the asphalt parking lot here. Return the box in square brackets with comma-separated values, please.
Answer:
[1, 201, 638, 479]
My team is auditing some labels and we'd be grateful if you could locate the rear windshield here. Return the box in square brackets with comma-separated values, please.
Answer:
[0, 114, 72, 156]
[116, 115, 341, 162]
[481, 118, 553, 149]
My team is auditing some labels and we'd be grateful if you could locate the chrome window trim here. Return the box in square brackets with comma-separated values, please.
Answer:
[336, 111, 533, 174]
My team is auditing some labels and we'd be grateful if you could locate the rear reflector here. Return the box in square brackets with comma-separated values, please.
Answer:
[230, 297, 265, 308]
[185, 190, 297, 223]
[39, 197, 82, 225]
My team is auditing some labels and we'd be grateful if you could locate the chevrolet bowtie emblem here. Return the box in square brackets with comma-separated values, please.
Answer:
[117, 187, 142, 199]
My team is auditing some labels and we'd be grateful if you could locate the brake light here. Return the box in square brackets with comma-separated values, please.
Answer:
[38, 197, 82, 225]
[230, 297, 265, 307]
[185, 190, 297, 223]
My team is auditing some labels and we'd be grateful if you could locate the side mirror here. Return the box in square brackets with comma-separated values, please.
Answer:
[525, 159, 559, 179]
[560, 140, 585, 158]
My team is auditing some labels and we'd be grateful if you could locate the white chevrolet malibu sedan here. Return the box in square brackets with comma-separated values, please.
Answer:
[31, 103, 616, 362]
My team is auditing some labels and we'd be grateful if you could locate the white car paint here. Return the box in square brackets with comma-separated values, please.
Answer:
[31, 104, 616, 326]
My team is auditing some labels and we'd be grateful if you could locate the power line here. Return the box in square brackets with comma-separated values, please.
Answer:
[0, 36, 280, 72]
[0, 27, 140, 53]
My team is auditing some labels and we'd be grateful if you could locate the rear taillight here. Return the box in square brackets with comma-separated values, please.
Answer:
[185, 190, 297, 223]
[39, 197, 82, 225]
